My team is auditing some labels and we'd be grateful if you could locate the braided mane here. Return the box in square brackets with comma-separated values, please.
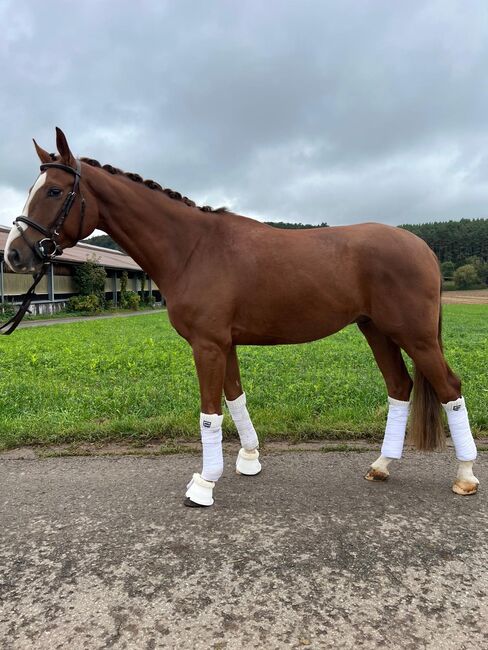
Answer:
[49, 153, 227, 213]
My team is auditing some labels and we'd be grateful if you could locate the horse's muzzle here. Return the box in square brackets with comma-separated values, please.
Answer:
[6, 247, 21, 271]
[6, 245, 42, 274]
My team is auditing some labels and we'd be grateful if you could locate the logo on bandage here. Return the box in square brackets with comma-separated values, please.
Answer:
[203, 420, 212, 428]
[453, 405, 461, 411]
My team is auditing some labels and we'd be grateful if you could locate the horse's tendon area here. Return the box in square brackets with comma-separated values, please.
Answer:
[1, 450, 486, 649]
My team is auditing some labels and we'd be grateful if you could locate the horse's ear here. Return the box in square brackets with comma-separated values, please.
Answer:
[33, 139, 52, 164]
[55, 127, 75, 166]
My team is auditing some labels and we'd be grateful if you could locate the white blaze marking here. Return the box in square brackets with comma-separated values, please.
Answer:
[4, 172, 47, 268]
[22, 172, 47, 217]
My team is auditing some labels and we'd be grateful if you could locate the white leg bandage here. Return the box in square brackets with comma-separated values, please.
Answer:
[200, 413, 224, 482]
[225, 392, 259, 450]
[442, 397, 477, 461]
[380, 396, 410, 459]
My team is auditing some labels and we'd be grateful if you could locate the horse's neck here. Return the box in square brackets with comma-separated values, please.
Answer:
[87, 170, 207, 295]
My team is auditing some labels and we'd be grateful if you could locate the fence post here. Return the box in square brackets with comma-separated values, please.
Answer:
[0, 258, 4, 304]
[48, 263, 55, 302]
[112, 271, 118, 305]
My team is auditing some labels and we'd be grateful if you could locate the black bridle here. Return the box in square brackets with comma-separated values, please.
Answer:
[1, 159, 85, 335]
[16, 159, 85, 261]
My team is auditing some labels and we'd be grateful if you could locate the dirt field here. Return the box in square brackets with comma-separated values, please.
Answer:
[442, 289, 488, 304]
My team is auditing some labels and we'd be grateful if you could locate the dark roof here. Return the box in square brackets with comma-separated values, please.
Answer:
[0, 225, 141, 271]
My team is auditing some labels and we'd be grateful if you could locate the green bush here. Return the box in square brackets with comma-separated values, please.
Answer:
[442, 280, 456, 291]
[0, 302, 15, 319]
[73, 256, 107, 305]
[478, 264, 488, 285]
[120, 271, 129, 306]
[453, 264, 481, 290]
[465, 256, 488, 285]
[66, 294, 101, 313]
[441, 261, 455, 279]
[121, 291, 140, 310]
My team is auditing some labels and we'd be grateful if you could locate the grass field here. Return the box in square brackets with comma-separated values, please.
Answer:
[0, 305, 486, 449]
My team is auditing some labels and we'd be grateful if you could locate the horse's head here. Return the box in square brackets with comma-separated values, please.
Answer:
[5, 128, 98, 274]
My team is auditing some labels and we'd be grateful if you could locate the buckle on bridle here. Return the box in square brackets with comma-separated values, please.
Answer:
[35, 237, 62, 259]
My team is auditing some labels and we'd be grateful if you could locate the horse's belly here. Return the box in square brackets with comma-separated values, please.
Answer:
[231, 310, 353, 345]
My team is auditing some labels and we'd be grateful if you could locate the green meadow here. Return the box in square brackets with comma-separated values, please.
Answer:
[0, 305, 486, 450]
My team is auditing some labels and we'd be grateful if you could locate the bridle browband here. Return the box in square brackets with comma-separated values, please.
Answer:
[1, 159, 86, 335]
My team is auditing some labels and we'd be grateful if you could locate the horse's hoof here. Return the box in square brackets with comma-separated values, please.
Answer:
[364, 468, 389, 481]
[185, 473, 215, 506]
[236, 448, 262, 476]
[236, 468, 262, 475]
[452, 480, 478, 496]
[184, 497, 211, 508]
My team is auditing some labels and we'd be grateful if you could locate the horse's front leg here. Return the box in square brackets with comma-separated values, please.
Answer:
[184, 341, 228, 508]
[224, 346, 261, 476]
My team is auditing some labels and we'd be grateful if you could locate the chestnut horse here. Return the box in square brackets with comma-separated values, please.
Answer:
[4, 129, 479, 506]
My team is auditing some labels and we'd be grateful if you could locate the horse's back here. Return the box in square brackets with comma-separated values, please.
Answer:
[223, 217, 437, 289]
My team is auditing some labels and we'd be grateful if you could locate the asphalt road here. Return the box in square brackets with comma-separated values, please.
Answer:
[1, 449, 487, 649]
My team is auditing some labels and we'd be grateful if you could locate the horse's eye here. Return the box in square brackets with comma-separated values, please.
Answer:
[47, 188, 62, 198]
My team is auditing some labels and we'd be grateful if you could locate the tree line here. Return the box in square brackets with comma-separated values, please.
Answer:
[399, 218, 488, 265]
[399, 218, 488, 289]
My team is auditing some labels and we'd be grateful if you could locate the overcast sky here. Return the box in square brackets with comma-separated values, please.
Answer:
[1, 0, 488, 229]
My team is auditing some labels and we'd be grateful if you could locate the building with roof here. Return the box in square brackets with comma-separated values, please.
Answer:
[0, 225, 160, 314]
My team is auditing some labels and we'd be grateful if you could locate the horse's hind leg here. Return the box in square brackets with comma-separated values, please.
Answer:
[358, 321, 413, 482]
[402, 337, 479, 495]
[224, 346, 261, 476]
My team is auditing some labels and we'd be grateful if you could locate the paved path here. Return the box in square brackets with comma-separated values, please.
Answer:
[1, 449, 486, 649]
[17, 309, 162, 329]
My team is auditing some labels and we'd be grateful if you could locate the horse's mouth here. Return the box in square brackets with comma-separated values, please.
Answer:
[5, 250, 42, 274]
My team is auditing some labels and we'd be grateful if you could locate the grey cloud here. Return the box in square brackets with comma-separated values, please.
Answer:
[1, 0, 488, 226]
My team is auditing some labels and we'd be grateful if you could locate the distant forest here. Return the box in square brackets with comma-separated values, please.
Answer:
[399, 218, 488, 265]
[83, 234, 125, 252]
[84, 217, 487, 266]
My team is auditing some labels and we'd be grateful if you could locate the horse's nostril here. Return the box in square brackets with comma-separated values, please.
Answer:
[7, 248, 20, 267]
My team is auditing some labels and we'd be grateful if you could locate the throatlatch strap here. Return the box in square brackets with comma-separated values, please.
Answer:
[0, 268, 47, 335]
